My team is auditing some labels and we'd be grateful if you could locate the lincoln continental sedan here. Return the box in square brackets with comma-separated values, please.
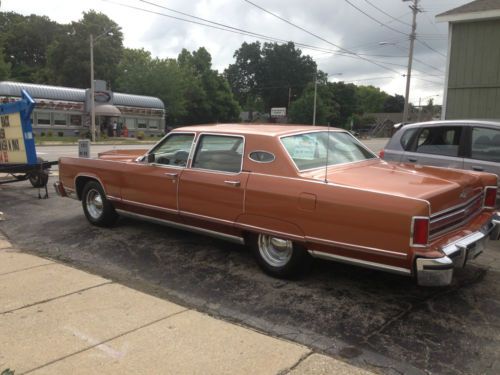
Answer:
[54, 125, 500, 286]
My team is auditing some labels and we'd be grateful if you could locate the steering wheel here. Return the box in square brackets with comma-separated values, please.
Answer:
[173, 150, 189, 166]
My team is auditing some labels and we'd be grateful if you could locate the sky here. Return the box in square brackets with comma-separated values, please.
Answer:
[2, 0, 472, 105]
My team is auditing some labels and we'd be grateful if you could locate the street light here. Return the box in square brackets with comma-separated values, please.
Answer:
[90, 28, 115, 142]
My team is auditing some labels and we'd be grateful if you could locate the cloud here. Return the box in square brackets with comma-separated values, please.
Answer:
[2, 0, 469, 104]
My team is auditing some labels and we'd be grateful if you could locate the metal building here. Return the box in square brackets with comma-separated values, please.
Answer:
[0, 81, 165, 138]
[437, 0, 500, 120]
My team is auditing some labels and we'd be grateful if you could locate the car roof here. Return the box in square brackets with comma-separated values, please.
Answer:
[401, 119, 500, 129]
[173, 124, 344, 137]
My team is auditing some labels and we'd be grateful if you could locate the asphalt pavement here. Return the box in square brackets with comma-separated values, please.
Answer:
[2, 137, 499, 374]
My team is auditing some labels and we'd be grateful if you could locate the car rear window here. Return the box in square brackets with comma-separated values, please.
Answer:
[281, 131, 376, 171]
[400, 128, 418, 150]
[415, 126, 462, 157]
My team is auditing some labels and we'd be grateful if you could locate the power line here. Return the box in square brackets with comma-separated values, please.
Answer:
[241, 0, 402, 74]
[416, 38, 446, 57]
[363, 0, 412, 26]
[343, 0, 409, 36]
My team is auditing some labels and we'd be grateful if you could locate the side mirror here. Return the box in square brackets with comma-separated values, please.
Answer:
[147, 153, 155, 163]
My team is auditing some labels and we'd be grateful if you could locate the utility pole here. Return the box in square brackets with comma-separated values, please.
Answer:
[312, 73, 318, 126]
[403, 0, 419, 122]
[90, 34, 96, 142]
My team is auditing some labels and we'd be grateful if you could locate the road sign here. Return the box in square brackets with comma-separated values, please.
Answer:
[78, 139, 91, 158]
[0, 90, 37, 165]
[271, 107, 287, 117]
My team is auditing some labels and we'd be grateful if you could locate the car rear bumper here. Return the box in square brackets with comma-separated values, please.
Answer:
[54, 181, 67, 197]
[416, 218, 498, 287]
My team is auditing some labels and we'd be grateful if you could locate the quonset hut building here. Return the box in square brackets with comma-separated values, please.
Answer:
[0, 80, 166, 138]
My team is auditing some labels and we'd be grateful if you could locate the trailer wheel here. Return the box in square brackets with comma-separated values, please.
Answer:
[81, 181, 118, 227]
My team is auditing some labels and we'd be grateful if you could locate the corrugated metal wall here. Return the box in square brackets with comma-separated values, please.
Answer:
[446, 19, 500, 119]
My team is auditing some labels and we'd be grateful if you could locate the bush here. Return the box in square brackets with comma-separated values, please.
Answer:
[40, 132, 45, 137]
[58, 131, 64, 137]
[47, 130, 53, 137]
[136, 131, 145, 140]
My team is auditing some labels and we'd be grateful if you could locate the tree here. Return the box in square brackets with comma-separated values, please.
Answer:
[47, 10, 123, 88]
[289, 83, 339, 125]
[225, 42, 317, 114]
[0, 12, 64, 83]
[0, 46, 11, 81]
[356, 85, 389, 113]
[383, 94, 405, 113]
[329, 82, 360, 127]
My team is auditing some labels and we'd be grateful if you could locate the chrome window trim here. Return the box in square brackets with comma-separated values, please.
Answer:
[248, 150, 276, 163]
[308, 250, 411, 275]
[188, 132, 245, 175]
[278, 129, 378, 173]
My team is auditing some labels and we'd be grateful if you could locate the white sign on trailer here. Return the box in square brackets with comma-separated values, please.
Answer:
[271, 107, 287, 117]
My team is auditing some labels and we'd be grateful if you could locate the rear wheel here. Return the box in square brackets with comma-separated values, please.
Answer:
[81, 181, 118, 227]
[250, 233, 311, 278]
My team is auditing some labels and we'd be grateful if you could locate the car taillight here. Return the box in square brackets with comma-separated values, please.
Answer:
[379, 149, 385, 158]
[412, 217, 429, 246]
[484, 186, 498, 208]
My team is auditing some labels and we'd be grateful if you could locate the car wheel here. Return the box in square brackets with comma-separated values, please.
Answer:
[251, 233, 311, 278]
[81, 181, 118, 227]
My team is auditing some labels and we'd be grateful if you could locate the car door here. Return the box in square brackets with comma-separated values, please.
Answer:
[120, 132, 195, 215]
[178, 133, 249, 225]
[402, 125, 465, 169]
[464, 125, 500, 203]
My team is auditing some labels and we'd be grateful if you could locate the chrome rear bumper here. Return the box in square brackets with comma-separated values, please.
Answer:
[416, 219, 497, 287]
[53, 181, 67, 197]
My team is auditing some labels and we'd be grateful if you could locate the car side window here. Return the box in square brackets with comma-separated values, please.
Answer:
[400, 128, 418, 150]
[471, 127, 500, 162]
[415, 126, 462, 157]
[192, 134, 244, 173]
[149, 133, 194, 166]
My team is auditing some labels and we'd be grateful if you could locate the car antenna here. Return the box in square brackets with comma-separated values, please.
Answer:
[324, 122, 330, 184]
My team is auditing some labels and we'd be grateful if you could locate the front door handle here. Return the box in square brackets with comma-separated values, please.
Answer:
[224, 180, 241, 187]
[408, 157, 418, 163]
[164, 172, 178, 180]
[472, 166, 484, 171]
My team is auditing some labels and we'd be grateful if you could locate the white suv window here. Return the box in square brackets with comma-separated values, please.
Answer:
[471, 127, 500, 162]
[415, 127, 462, 157]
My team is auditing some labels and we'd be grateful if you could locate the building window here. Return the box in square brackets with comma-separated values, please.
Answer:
[137, 119, 147, 129]
[36, 112, 51, 125]
[70, 115, 82, 126]
[54, 113, 67, 126]
[124, 117, 136, 130]
[149, 119, 159, 129]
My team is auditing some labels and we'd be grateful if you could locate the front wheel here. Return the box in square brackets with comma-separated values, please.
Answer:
[250, 233, 311, 279]
[81, 181, 118, 227]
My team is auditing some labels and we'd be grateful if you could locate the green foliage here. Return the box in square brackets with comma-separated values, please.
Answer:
[1, 368, 15, 375]
[383, 94, 405, 113]
[289, 83, 339, 125]
[356, 85, 389, 113]
[136, 131, 145, 140]
[0, 46, 10, 80]
[225, 42, 317, 113]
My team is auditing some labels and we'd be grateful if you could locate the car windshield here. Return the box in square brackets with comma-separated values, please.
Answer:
[281, 131, 376, 171]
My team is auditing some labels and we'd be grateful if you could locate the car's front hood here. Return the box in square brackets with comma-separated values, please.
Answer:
[97, 149, 148, 162]
[304, 159, 484, 214]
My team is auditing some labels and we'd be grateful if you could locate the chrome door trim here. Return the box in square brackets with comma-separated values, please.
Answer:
[308, 249, 411, 275]
[115, 198, 178, 215]
[116, 209, 245, 245]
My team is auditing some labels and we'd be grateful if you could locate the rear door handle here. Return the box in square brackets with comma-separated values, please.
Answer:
[408, 157, 418, 162]
[164, 172, 178, 180]
[472, 166, 484, 171]
[224, 180, 241, 187]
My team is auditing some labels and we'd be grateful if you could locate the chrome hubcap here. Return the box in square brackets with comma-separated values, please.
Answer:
[86, 189, 103, 219]
[258, 234, 293, 267]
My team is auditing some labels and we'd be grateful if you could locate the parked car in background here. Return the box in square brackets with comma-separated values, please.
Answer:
[55, 124, 499, 286]
[380, 120, 500, 205]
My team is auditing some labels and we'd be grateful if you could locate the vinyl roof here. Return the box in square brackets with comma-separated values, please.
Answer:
[0, 81, 165, 109]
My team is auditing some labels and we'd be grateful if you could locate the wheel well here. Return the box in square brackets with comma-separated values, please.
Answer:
[75, 176, 99, 200]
